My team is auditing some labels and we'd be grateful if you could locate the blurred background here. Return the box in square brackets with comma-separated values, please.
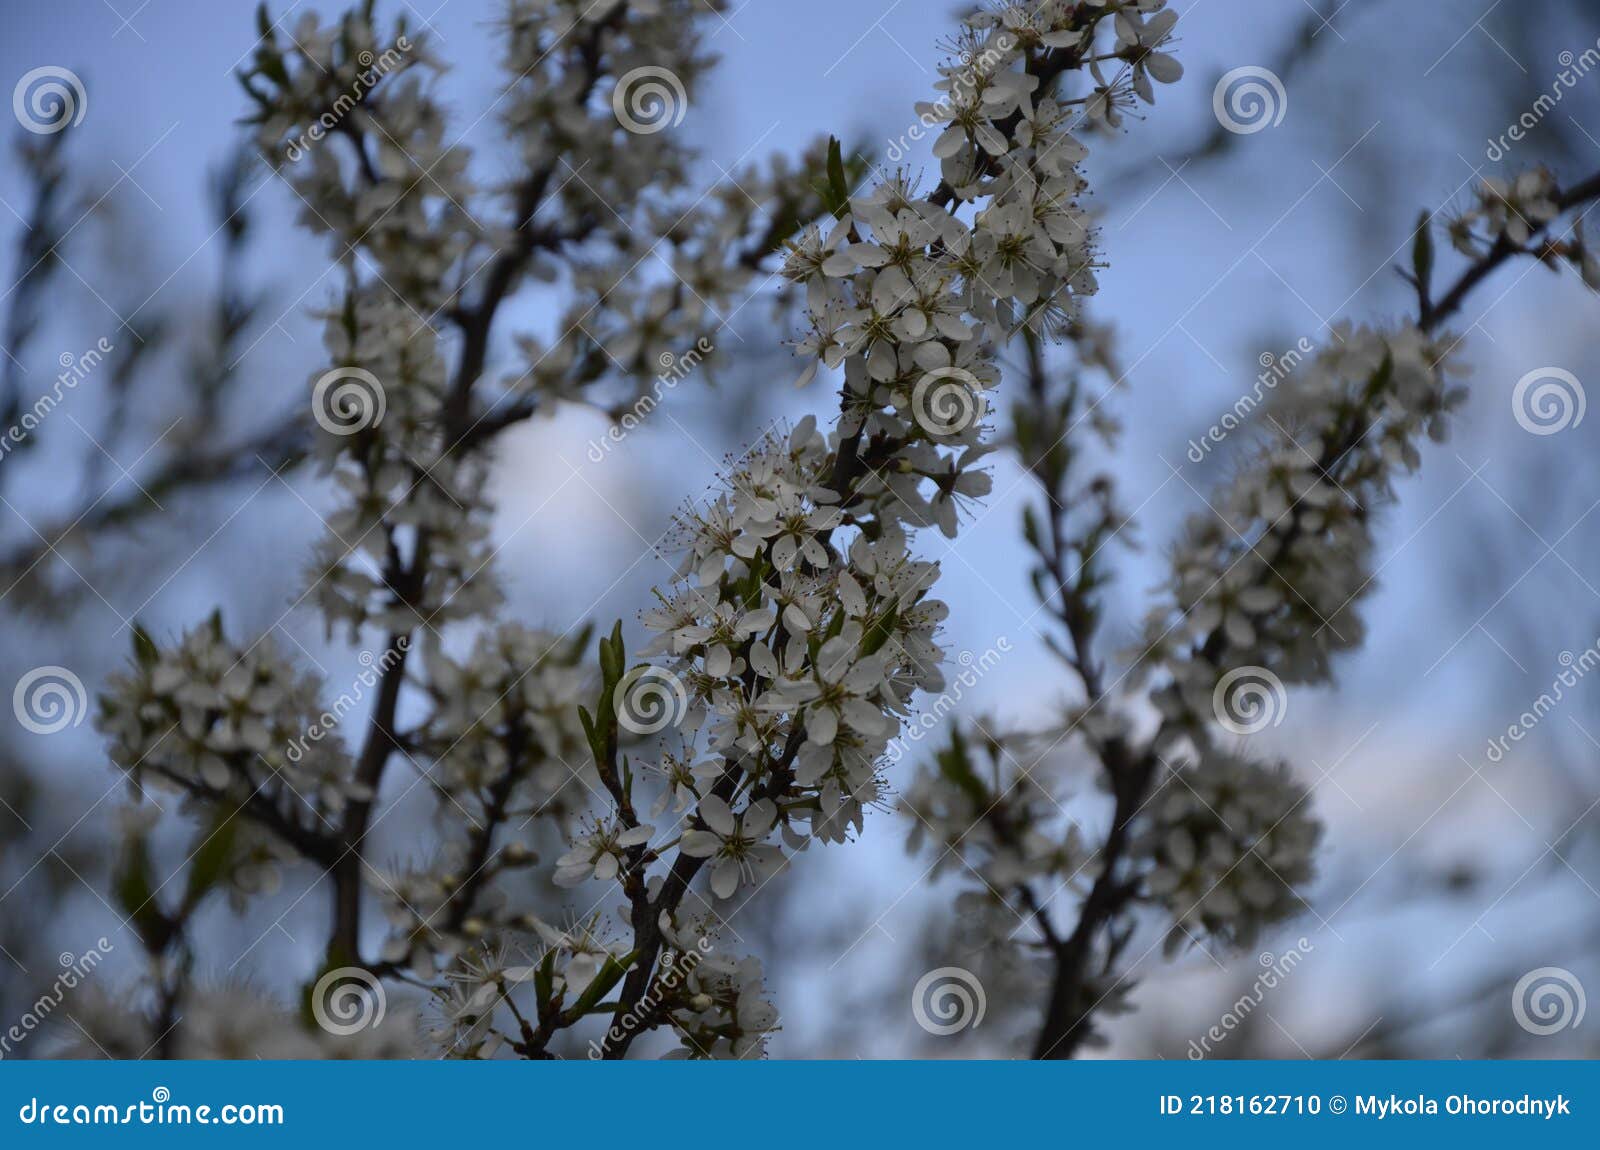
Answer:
[2, 0, 1598, 1058]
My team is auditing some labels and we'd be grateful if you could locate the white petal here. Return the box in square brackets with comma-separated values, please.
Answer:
[806, 706, 839, 746]
[744, 798, 777, 837]
[698, 794, 737, 837]
[710, 858, 740, 899]
[679, 830, 721, 858]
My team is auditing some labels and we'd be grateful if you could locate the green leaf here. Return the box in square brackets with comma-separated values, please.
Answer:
[825, 136, 850, 220]
[860, 605, 900, 656]
[182, 812, 239, 912]
[1021, 505, 1041, 551]
[577, 1000, 626, 1016]
[935, 728, 991, 807]
[534, 949, 557, 1010]
[1029, 566, 1050, 605]
[1411, 211, 1434, 296]
[1365, 350, 1394, 403]
[568, 951, 636, 1017]
[131, 621, 160, 667]
[252, 45, 290, 88]
[564, 622, 595, 666]
[113, 835, 171, 951]
[599, 621, 625, 688]
[578, 705, 606, 767]
[113, 839, 156, 923]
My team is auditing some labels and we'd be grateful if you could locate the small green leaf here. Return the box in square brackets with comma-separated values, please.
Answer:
[578, 705, 607, 767]
[535, 949, 557, 1010]
[1029, 566, 1050, 605]
[825, 136, 850, 220]
[935, 728, 991, 807]
[113, 835, 172, 951]
[1412, 211, 1434, 296]
[599, 621, 625, 687]
[860, 605, 900, 656]
[577, 1000, 625, 1016]
[182, 812, 239, 912]
[568, 951, 636, 1017]
[564, 622, 595, 666]
[253, 46, 291, 88]
[1021, 506, 1041, 551]
[1365, 350, 1394, 403]
[113, 839, 155, 922]
[131, 621, 160, 667]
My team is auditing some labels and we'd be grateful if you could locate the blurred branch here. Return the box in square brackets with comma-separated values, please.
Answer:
[1, 130, 74, 498]
[1319, 926, 1598, 1057]
[1097, 1, 1366, 195]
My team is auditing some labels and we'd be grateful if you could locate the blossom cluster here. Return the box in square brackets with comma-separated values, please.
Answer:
[1446, 168, 1599, 288]
[1134, 752, 1321, 953]
[303, 292, 500, 637]
[374, 626, 595, 974]
[97, 619, 355, 877]
[242, 8, 465, 310]
[901, 730, 1084, 907]
[640, 418, 952, 855]
[1139, 323, 1468, 741]
[56, 984, 421, 1060]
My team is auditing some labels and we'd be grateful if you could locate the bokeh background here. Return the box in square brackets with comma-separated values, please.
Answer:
[2, 0, 1598, 1058]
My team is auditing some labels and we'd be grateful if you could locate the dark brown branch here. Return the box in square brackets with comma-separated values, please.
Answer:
[1421, 169, 1600, 331]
